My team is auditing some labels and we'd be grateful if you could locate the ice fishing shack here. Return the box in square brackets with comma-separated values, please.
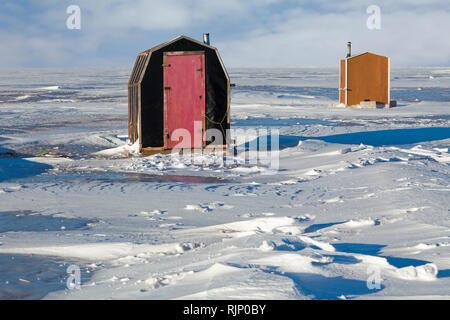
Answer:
[128, 34, 231, 154]
[339, 42, 395, 108]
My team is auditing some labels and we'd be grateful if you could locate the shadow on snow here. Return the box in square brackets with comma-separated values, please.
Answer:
[240, 127, 450, 150]
[333, 243, 431, 269]
[0, 146, 52, 183]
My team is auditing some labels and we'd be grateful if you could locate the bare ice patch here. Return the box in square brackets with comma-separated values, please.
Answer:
[0, 210, 95, 233]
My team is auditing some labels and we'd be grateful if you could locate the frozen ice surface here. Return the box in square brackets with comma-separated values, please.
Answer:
[0, 67, 449, 299]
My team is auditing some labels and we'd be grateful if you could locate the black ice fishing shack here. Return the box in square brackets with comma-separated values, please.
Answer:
[128, 35, 230, 153]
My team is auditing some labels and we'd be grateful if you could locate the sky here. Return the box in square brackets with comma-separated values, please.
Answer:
[0, 0, 449, 68]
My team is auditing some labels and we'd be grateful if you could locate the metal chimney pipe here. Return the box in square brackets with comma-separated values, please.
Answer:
[203, 33, 210, 45]
[346, 42, 352, 58]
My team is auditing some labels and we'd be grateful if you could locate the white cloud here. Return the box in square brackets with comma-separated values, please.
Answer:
[77, 0, 277, 31]
[0, 0, 448, 67]
[217, 5, 450, 67]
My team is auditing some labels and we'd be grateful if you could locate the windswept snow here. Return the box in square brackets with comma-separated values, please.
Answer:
[0, 242, 199, 262]
[0, 67, 449, 300]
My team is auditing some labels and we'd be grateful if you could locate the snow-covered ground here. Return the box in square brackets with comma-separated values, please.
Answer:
[0, 67, 449, 300]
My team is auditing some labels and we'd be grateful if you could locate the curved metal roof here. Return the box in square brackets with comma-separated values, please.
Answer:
[128, 35, 229, 86]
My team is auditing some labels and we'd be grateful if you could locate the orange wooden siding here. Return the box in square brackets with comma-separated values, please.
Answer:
[346, 53, 389, 106]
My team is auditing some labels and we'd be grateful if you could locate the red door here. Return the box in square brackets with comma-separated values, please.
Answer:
[163, 51, 205, 149]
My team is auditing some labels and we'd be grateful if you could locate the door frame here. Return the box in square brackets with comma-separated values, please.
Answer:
[162, 51, 206, 149]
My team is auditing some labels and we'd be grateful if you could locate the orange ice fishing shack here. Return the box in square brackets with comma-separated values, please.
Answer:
[339, 42, 394, 108]
[128, 34, 230, 154]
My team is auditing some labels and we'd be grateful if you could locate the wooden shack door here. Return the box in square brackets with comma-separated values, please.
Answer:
[163, 51, 205, 149]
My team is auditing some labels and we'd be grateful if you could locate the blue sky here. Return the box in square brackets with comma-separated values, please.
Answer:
[0, 0, 449, 68]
